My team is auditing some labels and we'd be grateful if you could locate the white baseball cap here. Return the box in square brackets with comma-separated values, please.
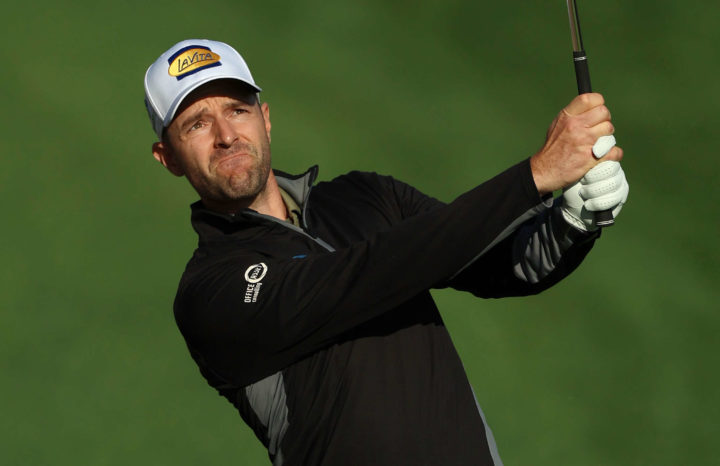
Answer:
[144, 39, 262, 138]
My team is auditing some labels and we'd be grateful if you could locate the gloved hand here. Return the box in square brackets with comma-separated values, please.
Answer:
[561, 160, 629, 232]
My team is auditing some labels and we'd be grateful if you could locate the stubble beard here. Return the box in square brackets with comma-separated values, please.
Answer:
[195, 139, 272, 209]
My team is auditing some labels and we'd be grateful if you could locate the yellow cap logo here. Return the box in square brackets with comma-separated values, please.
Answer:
[168, 46, 221, 79]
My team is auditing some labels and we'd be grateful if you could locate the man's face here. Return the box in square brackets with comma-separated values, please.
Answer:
[153, 80, 272, 212]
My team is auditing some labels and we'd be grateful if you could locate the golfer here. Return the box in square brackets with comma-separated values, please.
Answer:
[144, 39, 628, 465]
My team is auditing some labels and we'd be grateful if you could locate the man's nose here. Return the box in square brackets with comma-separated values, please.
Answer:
[214, 118, 238, 148]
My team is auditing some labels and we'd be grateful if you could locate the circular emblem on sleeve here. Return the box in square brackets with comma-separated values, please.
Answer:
[244, 263, 268, 284]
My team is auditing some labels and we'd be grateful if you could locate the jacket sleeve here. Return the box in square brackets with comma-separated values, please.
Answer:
[174, 159, 590, 386]
[442, 202, 599, 297]
[379, 165, 600, 297]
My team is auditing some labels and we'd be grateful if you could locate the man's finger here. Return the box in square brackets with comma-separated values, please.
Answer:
[563, 92, 605, 116]
[604, 145, 624, 162]
[589, 120, 615, 138]
[582, 104, 612, 127]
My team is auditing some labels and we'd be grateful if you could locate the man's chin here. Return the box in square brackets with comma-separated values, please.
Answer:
[217, 172, 268, 203]
[194, 162, 270, 211]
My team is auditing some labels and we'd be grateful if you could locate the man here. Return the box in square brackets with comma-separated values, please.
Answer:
[144, 39, 628, 465]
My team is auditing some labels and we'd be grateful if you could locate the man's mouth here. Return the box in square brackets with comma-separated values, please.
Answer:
[214, 152, 251, 170]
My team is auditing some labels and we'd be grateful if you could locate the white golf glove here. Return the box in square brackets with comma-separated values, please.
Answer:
[593, 135, 616, 159]
[561, 160, 629, 232]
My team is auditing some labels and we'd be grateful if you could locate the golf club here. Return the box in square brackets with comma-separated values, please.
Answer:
[567, 0, 615, 227]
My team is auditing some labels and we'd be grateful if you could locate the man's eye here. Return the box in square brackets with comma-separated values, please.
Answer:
[189, 121, 204, 131]
[234, 108, 248, 115]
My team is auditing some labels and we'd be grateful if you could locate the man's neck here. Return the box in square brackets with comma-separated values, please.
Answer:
[251, 172, 288, 220]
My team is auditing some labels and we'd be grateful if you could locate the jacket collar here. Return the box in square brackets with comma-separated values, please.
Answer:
[274, 166, 318, 210]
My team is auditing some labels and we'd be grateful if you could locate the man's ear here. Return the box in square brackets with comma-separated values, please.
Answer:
[152, 141, 184, 177]
[261, 102, 272, 142]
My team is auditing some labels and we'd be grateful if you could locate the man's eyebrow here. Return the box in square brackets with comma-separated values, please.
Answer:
[178, 106, 208, 130]
[177, 97, 253, 131]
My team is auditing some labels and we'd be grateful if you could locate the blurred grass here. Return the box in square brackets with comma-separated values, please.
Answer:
[1, 1, 718, 464]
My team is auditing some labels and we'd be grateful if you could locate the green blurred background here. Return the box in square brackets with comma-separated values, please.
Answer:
[1, 1, 717, 464]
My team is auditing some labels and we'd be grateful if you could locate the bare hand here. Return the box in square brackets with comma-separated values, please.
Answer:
[530, 93, 624, 195]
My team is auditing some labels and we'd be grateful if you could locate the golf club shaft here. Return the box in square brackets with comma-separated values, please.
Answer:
[567, 0, 614, 226]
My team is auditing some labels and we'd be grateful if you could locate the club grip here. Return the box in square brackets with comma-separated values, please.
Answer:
[573, 50, 615, 226]
[573, 51, 593, 94]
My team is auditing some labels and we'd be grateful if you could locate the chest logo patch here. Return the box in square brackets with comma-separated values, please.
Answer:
[244, 263, 268, 303]
[245, 263, 268, 283]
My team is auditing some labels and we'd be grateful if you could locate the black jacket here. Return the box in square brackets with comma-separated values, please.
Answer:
[174, 159, 598, 465]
